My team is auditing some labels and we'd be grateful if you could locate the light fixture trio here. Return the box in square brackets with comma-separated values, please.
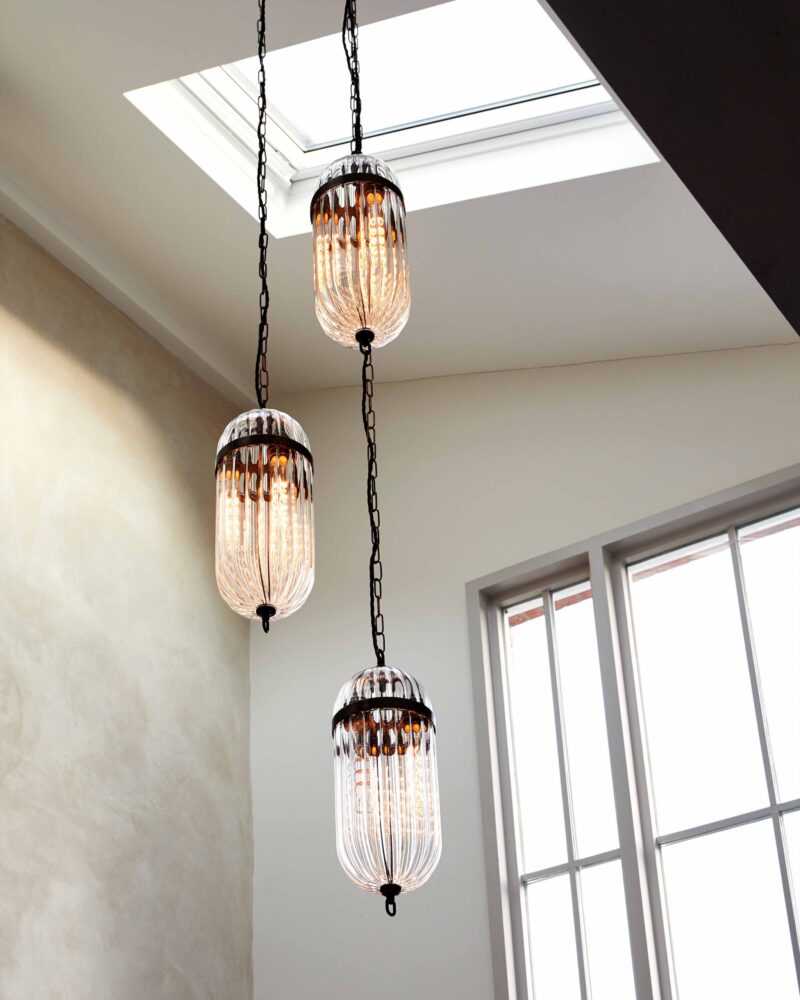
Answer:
[213, 0, 441, 916]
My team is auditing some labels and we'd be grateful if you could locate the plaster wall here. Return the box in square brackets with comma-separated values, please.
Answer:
[0, 217, 252, 999]
[253, 342, 800, 999]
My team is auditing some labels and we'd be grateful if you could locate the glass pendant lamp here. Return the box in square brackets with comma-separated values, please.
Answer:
[215, 0, 314, 633]
[323, 0, 441, 915]
[333, 666, 442, 916]
[310, 1, 410, 348]
[215, 409, 313, 630]
[311, 155, 409, 348]
[328, 338, 443, 914]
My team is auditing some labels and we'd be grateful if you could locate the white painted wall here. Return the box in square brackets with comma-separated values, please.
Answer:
[253, 343, 800, 999]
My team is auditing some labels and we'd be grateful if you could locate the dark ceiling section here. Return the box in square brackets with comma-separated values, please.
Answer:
[544, 0, 800, 336]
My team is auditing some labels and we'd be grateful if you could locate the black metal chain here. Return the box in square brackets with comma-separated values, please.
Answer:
[255, 0, 270, 408]
[342, 0, 363, 155]
[357, 332, 386, 665]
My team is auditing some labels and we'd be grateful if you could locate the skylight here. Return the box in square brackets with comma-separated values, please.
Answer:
[126, 0, 657, 237]
[261, 1, 598, 149]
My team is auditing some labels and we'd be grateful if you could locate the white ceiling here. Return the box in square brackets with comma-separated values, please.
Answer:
[1, 0, 794, 405]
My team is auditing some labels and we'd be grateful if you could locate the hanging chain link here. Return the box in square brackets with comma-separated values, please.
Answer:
[255, 0, 270, 408]
[347, 0, 382, 662]
[358, 337, 386, 665]
[342, 0, 363, 154]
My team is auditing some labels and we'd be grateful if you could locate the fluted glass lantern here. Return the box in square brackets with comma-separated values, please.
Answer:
[333, 666, 442, 916]
[214, 0, 315, 633]
[311, 154, 410, 349]
[215, 409, 313, 631]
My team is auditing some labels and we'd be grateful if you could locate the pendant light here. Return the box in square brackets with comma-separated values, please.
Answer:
[215, 0, 314, 633]
[322, 0, 441, 917]
[310, 0, 410, 349]
[330, 343, 442, 916]
[333, 668, 441, 918]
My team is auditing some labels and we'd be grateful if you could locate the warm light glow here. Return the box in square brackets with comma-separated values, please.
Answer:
[333, 667, 442, 897]
[312, 154, 410, 348]
[215, 409, 314, 622]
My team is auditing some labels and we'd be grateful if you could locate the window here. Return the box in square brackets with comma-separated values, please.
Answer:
[262, 0, 602, 151]
[124, 0, 657, 237]
[470, 468, 800, 1000]
[506, 585, 636, 1000]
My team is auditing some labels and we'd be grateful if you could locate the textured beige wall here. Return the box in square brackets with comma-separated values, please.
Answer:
[0, 217, 252, 999]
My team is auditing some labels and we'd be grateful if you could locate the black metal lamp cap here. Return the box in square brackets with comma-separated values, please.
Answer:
[380, 882, 401, 917]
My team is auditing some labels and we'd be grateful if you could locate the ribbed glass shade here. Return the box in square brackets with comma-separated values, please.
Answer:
[311, 154, 410, 348]
[215, 408, 314, 623]
[333, 666, 441, 905]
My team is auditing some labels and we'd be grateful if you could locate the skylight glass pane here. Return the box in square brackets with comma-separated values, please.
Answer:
[525, 874, 581, 1000]
[506, 599, 568, 873]
[243, 0, 597, 148]
[553, 582, 618, 859]
[661, 821, 798, 1000]
[738, 508, 800, 802]
[628, 536, 768, 834]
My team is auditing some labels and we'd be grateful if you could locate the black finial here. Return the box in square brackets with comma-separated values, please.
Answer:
[380, 882, 401, 917]
[255, 604, 276, 633]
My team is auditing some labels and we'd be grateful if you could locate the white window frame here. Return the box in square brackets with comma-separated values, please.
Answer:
[467, 463, 800, 1000]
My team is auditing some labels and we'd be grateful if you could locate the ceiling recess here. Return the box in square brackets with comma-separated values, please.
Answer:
[126, 0, 657, 237]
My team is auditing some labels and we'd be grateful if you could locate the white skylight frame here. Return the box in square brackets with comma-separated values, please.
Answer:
[126, 1, 657, 237]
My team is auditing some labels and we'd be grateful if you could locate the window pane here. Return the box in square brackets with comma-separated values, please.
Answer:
[266, 1, 596, 145]
[661, 821, 798, 1000]
[507, 600, 568, 872]
[739, 509, 800, 801]
[579, 861, 636, 1000]
[554, 582, 618, 857]
[784, 810, 800, 924]
[525, 874, 581, 1000]
[629, 536, 768, 833]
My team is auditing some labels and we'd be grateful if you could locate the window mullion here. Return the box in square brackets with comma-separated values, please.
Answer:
[486, 602, 534, 1000]
[728, 527, 780, 803]
[543, 590, 590, 1000]
[655, 804, 773, 846]
[728, 528, 800, 988]
[590, 547, 668, 1000]
[521, 848, 622, 884]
